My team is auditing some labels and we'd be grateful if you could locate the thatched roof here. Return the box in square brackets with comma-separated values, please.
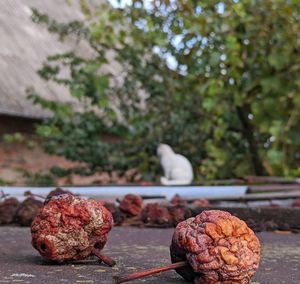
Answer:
[0, 0, 94, 119]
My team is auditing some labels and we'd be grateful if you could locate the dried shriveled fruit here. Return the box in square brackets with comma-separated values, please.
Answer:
[141, 203, 173, 227]
[192, 199, 210, 207]
[170, 194, 187, 206]
[16, 197, 43, 226]
[31, 194, 114, 265]
[170, 210, 261, 283]
[103, 202, 125, 225]
[114, 210, 261, 284]
[168, 205, 192, 226]
[0, 197, 19, 225]
[119, 194, 144, 217]
[44, 188, 72, 204]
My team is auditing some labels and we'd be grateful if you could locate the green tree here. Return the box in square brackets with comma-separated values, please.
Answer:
[30, 0, 300, 179]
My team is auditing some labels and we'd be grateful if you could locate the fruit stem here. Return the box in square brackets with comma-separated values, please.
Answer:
[92, 248, 116, 267]
[113, 261, 188, 283]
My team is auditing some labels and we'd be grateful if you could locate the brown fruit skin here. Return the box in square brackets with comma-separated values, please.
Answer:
[119, 194, 144, 217]
[44, 188, 72, 204]
[292, 197, 300, 207]
[192, 199, 210, 208]
[141, 203, 173, 227]
[168, 205, 192, 227]
[31, 194, 113, 262]
[103, 202, 125, 225]
[0, 197, 19, 225]
[15, 197, 43, 226]
[170, 194, 187, 206]
[170, 210, 261, 284]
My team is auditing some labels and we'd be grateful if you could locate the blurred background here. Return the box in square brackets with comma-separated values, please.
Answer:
[0, 0, 299, 187]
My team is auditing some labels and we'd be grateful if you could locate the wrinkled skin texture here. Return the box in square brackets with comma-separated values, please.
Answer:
[31, 194, 113, 262]
[0, 197, 19, 225]
[141, 203, 173, 227]
[16, 197, 43, 226]
[170, 210, 261, 284]
[119, 194, 144, 217]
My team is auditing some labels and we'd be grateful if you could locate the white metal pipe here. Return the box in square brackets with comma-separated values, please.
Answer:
[0, 185, 248, 201]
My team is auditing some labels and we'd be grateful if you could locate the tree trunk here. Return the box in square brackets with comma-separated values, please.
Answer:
[236, 105, 267, 176]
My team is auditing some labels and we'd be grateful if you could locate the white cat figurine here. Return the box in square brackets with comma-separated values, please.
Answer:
[157, 143, 193, 185]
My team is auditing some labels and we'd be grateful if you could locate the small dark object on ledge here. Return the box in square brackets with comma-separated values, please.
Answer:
[0, 197, 19, 225]
[170, 194, 187, 206]
[44, 187, 72, 204]
[15, 197, 43, 226]
[104, 202, 125, 225]
[192, 199, 210, 207]
[141, 203, 173, 227]
[292, 197, 300, 207]
[119, 194, 144, 217]
[168, 204, 192, 226]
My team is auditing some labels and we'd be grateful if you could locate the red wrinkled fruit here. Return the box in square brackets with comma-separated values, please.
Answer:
[31, 194, 113, 263]
[119, 194, 144, 217]
[141, 203, 173, 227]
[171, 210, 261, 283]
[114, 210, 260, 284]
[168, 205, 192, 226]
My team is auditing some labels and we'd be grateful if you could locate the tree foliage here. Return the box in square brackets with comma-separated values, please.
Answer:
[29, 0, 300, 180]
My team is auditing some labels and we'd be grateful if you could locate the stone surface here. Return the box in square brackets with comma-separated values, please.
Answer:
[0, 227, 299, 283]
